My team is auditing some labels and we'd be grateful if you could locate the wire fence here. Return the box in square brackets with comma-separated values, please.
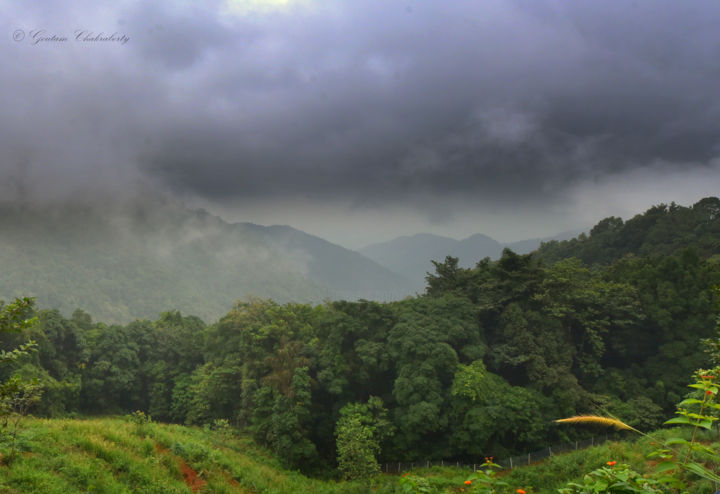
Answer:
[381, 434, 611, 474]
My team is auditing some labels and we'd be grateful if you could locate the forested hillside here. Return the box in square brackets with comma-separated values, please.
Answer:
[0, 201, 414, 323]
[537, 197, 720, 264]
[2, 199, 719, 478]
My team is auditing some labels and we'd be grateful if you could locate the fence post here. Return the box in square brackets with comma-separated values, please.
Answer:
[474, 464, 477, 472]
[427, 460, 429, 469]
[509, 457, 513, 469]
[575, 441, 578, 450]
[548, 447, 552, 457]
[398, 462, 401, 473]
[441, 460, 444, 467]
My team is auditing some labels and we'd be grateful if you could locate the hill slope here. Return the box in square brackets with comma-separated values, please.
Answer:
[537, 197, 720, 264]
[239, 223, 417, 302]
[358, 233, 459, 287]
[0, 416, 368, 493]
[0, 416, 674, 494]
[0, 201, 415, 323]
[359, 229, 582, 287]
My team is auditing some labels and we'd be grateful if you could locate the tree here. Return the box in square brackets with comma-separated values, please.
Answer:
[336, 416, 380, 480]
[449, 360, 549, 457]
[426, 256, 463, 296]
[387, 296, 475, 457]
[335, 397, 393, 480]
[252, 367, 319, 470]
[0, 297, 43, 464]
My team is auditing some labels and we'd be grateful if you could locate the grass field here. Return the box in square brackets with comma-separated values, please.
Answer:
[0, 416, 383, 493]
[0, 416, 683, 494]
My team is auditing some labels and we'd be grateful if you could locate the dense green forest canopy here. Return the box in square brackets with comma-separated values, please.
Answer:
[1, 197, 720, 475]
[538, 197, 720, 265]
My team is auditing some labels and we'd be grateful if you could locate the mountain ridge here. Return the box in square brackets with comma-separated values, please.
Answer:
[359, 228, 584, 287]
[0, 201, 415, 323]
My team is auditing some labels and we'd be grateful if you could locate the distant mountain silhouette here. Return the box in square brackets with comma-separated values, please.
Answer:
[359, 229, 583, 288]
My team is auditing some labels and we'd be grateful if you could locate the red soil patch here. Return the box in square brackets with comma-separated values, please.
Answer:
[179, 458, 206, 492]
[153, 441, 206, 492]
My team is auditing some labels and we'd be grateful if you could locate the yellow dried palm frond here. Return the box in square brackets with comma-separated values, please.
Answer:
[555, 415, 636, 431]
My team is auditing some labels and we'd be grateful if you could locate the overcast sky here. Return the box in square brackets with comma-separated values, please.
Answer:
[3, 0, 720, 248]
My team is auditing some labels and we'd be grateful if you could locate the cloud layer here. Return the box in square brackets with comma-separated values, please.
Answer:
[4, 0, 720, 245]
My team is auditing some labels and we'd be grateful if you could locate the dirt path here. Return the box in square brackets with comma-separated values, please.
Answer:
[154, 442, 207, 492]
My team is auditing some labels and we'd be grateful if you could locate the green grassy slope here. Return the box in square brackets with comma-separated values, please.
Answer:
[0, 417, 379, 494]
[0, 417, 695, 494]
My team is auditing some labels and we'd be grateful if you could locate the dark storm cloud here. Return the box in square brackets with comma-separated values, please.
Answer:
[137, 0, 720, 209]
[4, 0, 720, 220]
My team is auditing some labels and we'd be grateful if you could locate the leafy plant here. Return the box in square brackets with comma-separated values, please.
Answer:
[0, 375, 43, 464]
[648, 368, 720, 487]
[462, 458, 510, 494]
[556, 367, 720, 492]
[128, 409, 153, 437]
[209, 417, 234, 441]
[559, 462, 662, 494]
[398, 473, 435, 494]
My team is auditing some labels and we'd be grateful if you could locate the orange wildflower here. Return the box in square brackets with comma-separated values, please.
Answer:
[517, 489, 526, 494]
[465, 480, 472, 485]
[607, 461, 616, 466]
